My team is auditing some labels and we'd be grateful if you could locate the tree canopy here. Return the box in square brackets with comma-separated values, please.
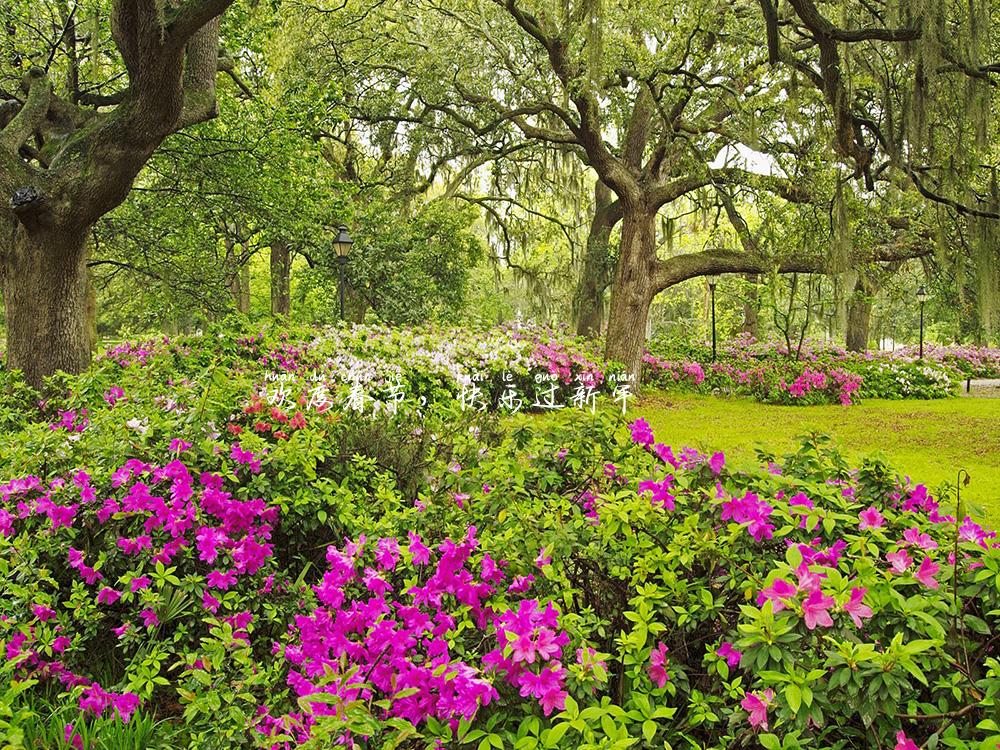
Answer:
[1, 0, 998, 385]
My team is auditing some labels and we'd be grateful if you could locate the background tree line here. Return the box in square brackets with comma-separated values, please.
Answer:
[1, 0, 998, 386]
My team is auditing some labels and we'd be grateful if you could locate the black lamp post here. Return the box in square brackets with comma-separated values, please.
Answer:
[333, 226, 353, 320]
[708, 275, 719, 361]
[916, 285, 928, 359]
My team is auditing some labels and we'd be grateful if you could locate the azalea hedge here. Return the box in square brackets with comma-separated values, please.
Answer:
[2, 323, 1000, 749]
[642, 335, 1000, 405]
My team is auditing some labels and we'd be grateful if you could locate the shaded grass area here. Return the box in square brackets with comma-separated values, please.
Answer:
[631, 391, 1000, 525]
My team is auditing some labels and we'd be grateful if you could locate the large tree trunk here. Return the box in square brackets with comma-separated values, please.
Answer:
[270, 241, 291, 317]
[741, 273, 760, 337]
[574, 181, 617, 337]
[605, 204, 658, 384]
[845, 291, 872, 351]
[2, 226, 92, 388]
[0, 2, 232, 387]
[85, 266, 98, 353]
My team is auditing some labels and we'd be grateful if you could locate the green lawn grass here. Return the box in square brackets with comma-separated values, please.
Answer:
[630, 392, 1000, 524]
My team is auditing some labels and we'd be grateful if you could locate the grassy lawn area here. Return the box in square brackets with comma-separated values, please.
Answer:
[631, 392, 1000, 525]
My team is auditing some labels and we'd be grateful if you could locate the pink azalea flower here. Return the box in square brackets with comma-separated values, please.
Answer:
[103, 386, 125, 406]
[535, 628, 562, 662]
[801, 589, 835, 630]
[535, 548, 552, 568]
[476, 555, 502, 587]
[756, 578, 797, 612]
[720, 491, 774, 541]
[638, 478, 675, 511]
[708, 451, 725, 475]
[895, 731, 919, 750]
[64, 724, 83, 750]
[843, 587, 873, 627]
[112, 692, 140, 722]
[507, 575, 534, 594]
[96, 587, 121, 606]
[887, 549, 912, 573]
[629, 418, 655, 447]
[902, 527, 938, 550]
[31, 604, 56, 622]
[914, 557, 940, 589]
[169, 438, 192, 453]
[130, 576, 151, 592]
[538, 685, 567, 715]
[959, 516, 995, 547]
[407, 532, 431, 565]
[52, 636, 71, 653]
[206, 569, 237, 589]
[202, 591, 220, 613]
[858, 506, 885, 530]
[375, 538, 400, 571]
[648, 642, 670, 688]
[795, 562, 826, 593]
[140, 609, 159, 628]
[740, 688, 774, 730]
[716, 642, 742, 667]
[511, 634, 537, 664]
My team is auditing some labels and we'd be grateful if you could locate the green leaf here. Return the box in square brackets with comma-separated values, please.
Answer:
[641, 720, 656, 742]
[543, 723, 570, 747]
[965, 615, 991, 635]
[785, 683, 802, 714]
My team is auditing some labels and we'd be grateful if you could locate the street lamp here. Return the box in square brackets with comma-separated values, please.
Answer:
[916, 285, 928, 359]
[707, 275, 719, 361]
[333, 226, 353, 320]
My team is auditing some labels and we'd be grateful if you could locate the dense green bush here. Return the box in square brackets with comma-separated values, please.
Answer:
[2, 324, 1000, 749]
[643, 335, 972, 404]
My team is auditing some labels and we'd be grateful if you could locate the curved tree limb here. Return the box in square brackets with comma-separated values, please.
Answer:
[0, 68, 51, 154]
[653, 241, 931, 292]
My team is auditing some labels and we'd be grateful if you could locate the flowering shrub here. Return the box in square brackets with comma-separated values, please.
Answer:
[2, 324, 1000, 749]
[644, 351, 867, 404]
[0, 454, 282, 724]
[643, 335, 978, 403]
[255, 528, 572, 747]
[302, 320, 618, 409]
[896, 343, 1000, 379]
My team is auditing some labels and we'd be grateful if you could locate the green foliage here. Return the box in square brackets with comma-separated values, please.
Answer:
[307, 198, 485, 324]
[644, 335, 972, 404]
[2, 324, 1000, 749]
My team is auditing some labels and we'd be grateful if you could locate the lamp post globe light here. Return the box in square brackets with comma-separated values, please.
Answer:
[707, 275, 719, 362]
[916, 285, 928, 359]
[333, 225, 353, 321]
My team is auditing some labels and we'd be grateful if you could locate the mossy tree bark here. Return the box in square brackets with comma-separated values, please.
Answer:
[1, 226, 91, 387]
[0, 3, 234, 388]
[574, 181, 619, 337]
[270, 242, 291, 317]
[845, 287, 874, 351]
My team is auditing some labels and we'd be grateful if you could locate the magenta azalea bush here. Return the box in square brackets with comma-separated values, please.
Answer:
[643, 335, 988, 404]
[2, 322, 1000, 749]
